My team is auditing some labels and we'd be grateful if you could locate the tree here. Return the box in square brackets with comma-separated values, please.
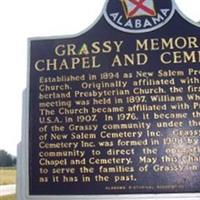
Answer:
[0, 150, 16, 167]
[12, 156, 17, 166]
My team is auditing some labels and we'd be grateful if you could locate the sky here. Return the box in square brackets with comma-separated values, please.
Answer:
[0, 0, 199, 156]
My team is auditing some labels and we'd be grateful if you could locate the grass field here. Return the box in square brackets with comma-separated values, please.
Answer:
[0, 167, 16, 185]
[1, 195, 16, 200]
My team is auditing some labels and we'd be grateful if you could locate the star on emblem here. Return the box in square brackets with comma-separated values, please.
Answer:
[121, 0, 156, 19]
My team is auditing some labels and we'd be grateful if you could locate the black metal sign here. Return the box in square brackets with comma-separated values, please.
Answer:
[27, 0, 200, 196]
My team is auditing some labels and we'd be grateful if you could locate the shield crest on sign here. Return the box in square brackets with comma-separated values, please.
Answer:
[121, 0, 156, 18]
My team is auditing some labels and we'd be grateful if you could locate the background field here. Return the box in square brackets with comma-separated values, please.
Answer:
[0, 167, 16, 185]
[1, 195, 16, 200]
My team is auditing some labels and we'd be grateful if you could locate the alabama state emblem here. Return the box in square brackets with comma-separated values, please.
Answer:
[104, 0, 175, 33]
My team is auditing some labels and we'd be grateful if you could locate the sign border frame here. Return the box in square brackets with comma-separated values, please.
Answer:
[17, 0, 200, 199]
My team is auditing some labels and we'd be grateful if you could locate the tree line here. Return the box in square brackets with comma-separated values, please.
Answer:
[0, 150, 16, 167]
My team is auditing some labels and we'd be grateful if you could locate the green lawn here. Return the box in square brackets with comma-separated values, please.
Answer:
[1, 195, 16, 200]
[0, 167, 16, 185]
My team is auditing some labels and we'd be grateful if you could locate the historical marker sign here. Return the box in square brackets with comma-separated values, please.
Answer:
[18, 0, 200, 199]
